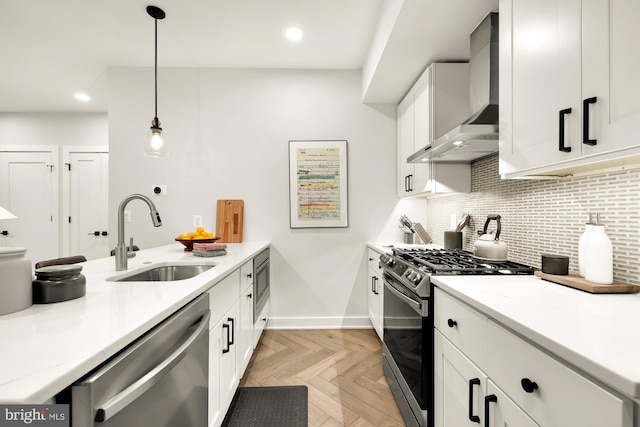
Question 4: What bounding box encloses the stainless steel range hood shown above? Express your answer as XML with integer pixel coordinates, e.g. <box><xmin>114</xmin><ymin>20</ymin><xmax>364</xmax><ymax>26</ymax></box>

<box><xmin>408</xmin><ymin>12</ymin><xmax>499</xmax><ymax>164</ymax></box>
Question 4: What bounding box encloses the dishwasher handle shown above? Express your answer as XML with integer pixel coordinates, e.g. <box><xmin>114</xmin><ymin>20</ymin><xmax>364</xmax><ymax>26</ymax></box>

<box><xmin>95</xmin><ymin>309</ymin><xmax>211</xmax><ymax>423</ymax></box>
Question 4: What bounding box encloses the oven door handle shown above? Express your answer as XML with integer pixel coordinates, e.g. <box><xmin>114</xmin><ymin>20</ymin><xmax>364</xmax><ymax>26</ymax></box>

<box><xmin>383</xmin><ymin>276</ymin><xmax>423</xmax><ymax>315</ymax></box>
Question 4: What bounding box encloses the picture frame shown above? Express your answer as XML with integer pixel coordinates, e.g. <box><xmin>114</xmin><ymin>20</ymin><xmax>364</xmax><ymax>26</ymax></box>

<box><xmin>289</xmin><ymin>140</ymin><xmax>348</xmax><ymax>228</ymax></box>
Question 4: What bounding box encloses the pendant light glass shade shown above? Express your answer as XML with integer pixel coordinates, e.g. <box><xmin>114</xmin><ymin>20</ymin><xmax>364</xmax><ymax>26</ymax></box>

<box><xmin>144</xmin><ymin>118</ymin><xmax>168</xmax><ymax>157</ymax></box>
<box><xmin>144</xmin><ymin>6</ymin><xmax>167</xmax><ymax>157</ymax></box>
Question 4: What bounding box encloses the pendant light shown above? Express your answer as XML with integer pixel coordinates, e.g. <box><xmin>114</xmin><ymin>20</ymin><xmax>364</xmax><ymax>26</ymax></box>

<box><xmin>143</xmin><ymin>5</ymin><xmax>168</xmax><ymax>157</ymax></box>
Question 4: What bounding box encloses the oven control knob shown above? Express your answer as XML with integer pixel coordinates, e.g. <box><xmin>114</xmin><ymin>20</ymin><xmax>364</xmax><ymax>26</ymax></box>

<box><xmin>380</xmin><ymin>255</ymin><xmax>395</xmax><ymax>267</ymax></box>
<box><xmin>406</xmin><ymin>271</ymin><xmax>421</xmax><ymax>284</ymax></box>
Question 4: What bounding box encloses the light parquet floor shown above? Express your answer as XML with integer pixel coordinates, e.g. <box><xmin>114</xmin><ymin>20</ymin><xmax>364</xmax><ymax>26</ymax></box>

<box><xmin>239</xmin><ymin>329</ymin><xmax>406</xmax><ymax>427</ymax></box>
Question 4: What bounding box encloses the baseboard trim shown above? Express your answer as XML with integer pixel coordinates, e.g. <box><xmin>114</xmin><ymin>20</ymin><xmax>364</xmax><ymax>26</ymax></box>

<box><xmin>266</xmin><ymin>316</ymin><xmax>373</xmax><ymax>330</ymax></box>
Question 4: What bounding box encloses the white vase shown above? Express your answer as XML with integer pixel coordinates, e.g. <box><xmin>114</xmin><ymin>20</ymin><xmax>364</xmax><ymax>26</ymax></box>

<box><xmin>578</xmin><ymin>223</ymin><xmax>594</xmax><ymax>277</ymax></box>
<box><xmin>584</xmin><ymin>225</ymin><xmax>613</xmax><ymax>284</ymax></box>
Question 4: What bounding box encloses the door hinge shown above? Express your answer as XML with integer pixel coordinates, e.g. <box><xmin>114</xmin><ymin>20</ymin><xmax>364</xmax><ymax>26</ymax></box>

<box><xmin>68</xmin><ymin>216</ymin><xmax>72</xmax><ymax>223</ymax></box>
<box><xmin>46</xmin><ymin>164</ymin><xmax>54</xmax><ymax>172</ymax></box>
<box><xmin>65</xmin><ymin>163</ymin><xmax>71</xmax><ymax>171</ymax></box>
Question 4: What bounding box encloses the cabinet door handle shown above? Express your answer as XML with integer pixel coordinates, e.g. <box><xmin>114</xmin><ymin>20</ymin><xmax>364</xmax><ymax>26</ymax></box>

<box><xmin>484</xmin><ymin>394</ymin><xmax>497</xmax><ymax>427</ymax></box>
<box><xmin>468</xmin><ymin>378</ymin><xmax>481</xmax><ymax>423</ymax></box>
<box><xmin>246</xmin><ymin>273</ymin><xmax>252</xmax><ymax>279</ymax></box>
<box><xmin>404</xmin><ymin>175</ymin><xmax>410</xmax><ymax>192</ymax></box>
<box><xmin>374</xmin><ymin>277</ymin><xmax>379</xmax><ymax>295</ymax></box>
<box><xmin>228</xmin><ymin>317</ymin><xmax>235</xmax><ymax>346</ymax></box>
<box><xmin>583</xmin><ymin>97</ymin><xmax>598</xmax><ymax>146</ymax></box>
<box><xmin>222</xmin><ymin>324</ymin><xmax>230</xmax><ymax>354</ymax></box>
<box><xmin>408</xmin><ymin>174</ymin><xmax>413</xmax><ymax>192</ymax></box>
<box><xmin>447</xmin><ymin>318</ymin><xmax>457</xmax><ymax>328</ymax></box>
<box><xmin>0</xmin><ymin>231</ymin><xmax>8</xmax><ymax>236</ymax></box>
<box><xmin>521</xmin><ymin>377</ymin><xmax>538</xmax><ymax>393</ymax></box>
<box><xmin>558</xmin><ymin>108</ymin><xmax>572</xmax><ymax>152</ymax></box>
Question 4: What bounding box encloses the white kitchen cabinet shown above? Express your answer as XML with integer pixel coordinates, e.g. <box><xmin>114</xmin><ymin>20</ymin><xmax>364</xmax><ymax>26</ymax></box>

<box><xmin>434</xmin><ymin>287</ymin><xmax>632</xmax><ymax>427</ymax></box>
<box><xmin>218</xmin><ymin>301</ymin><xmax>240</xmax><ymax>416</ymax></box>
<box><xmin>487</xmin><ymin>321</ymin><xmax>632</xmax><ymax>427</ymax></box>
<box><xmin>434</xmin><ymin>330</ymin><xmax>488</xmax><ymax>427</ymax></box>
<box><xmin>207</xmin><ymin>270</ymin><xmax>241</xmax><ymax>427</ymax></box>
<box><xmin>239</xmin><ymin>260</ymin><xmax>254</xmax><ymax>376</ymax></box>
<box><xmin>499</xmin><ymin>0</ymin><xmax>640</xmax><ymax>178</ymax></box>
<box><xmin>397</xmin><ymin>63</ymin><xmax>472</xmax><ymax>197</ymax></box>
<box><xmin>253</xmin><ymin>299</ymin><xmax>270</xmax><ymax>349</ymax></box>
<box><xmin>367</xmin><ymin>248</ymin><xmax>383</xmax><ymax>340</ymax></box>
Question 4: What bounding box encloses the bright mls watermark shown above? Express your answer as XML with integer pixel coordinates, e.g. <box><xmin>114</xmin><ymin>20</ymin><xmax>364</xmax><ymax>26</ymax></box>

<box><xmin>0</xmin><ymin>405</ymin><xmax>69</xmax><ymax>426</ymax></box>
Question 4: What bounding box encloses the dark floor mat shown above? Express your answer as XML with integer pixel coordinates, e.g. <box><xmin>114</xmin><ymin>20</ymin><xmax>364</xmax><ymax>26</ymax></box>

<box><xmin>221</xmin><ymin>385</ymin><xmax>308</xmax><ymax>427</ymax></box>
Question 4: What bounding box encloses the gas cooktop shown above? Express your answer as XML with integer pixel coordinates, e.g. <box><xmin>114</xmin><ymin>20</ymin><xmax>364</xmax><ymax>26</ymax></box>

<box><xmin>391</xmin><ymin>247</ymin><xmax>537</xmax><ymax>275</ymax></box>
<box><xmin>379</xmin><ymin>247</ymin><xmax>537</xmax><ymax>299</ymax></box>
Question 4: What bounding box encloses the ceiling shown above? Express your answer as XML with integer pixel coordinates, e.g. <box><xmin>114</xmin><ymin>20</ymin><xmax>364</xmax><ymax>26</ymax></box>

<box><xmin>0</xmin><ymin>0</ymin><xmax>497</xmax><ymax>113</ymax></box>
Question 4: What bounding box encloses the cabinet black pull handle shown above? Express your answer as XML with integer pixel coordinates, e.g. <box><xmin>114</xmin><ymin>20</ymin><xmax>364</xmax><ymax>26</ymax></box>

<box><xmin>447</xmin><ymin>318</ymin><xmax>457</xmax><ymax>328</ymax></box>
<box><xmin>247</xmin><ymin>293</ymin><xmax>252</xmax><ymax>299</ymax></box>
<box><xmin>521</xmin><ymin>377</ymin><xmax>538</xmax><ymax>393</ymax></box>
<box><xmin>484</xmin><ymin>394</ymin><xmax>497</xmax><ymax>427</ymax></box>
<box><xmin>408</xmin><ymin>174</ymin><xmax>413</xmax><ymax>192</ymax></box>
<box><xmin>222</xmin><ymin>324</ymin><xmax>230</xmax><ymax>354</ymax></box>
<box><xmin>368</xmin><ymin>257</ymin><xmax>373</xmax><ymax>262</ymax></box>
<box><xmin>101</xmin><ymin>231</ymin><xmax>109</xmax><ymax>236</ymax></box>
<box><xmin>583</xmin><ymin>97</ymin><xmax>598</xmax><ymax>145</ymax></box>
<box><xmin>468</xmin><ymin>378</ymin><xmax>481</xmax><ymax>423</ymax></box>
<box><xmin>374</xmin><ymin>277</ymin><xmax>379</xmax><ymax>295</ymax></box>
<box><xmin>247</xmin><ymin>273</ymin><xmax>252</xmax><ymax>279</ymax></box>
<box><xmin>404</xmin><ymin>175</ymin><xmax>410</xmax><ymax>192</ymax></box>
<box><xmin>228</xmin><ymin>317</ymin><xmax>235</xmax><ymax>346</ymax></box>
<box><xmin>559</xmin><ymin>108</ymin><xmax>572</xmax><ymax>152</ymax></box>
<box><xmin>0</xmin><ymin>231</ymin><xmax>8</xmax><ymax>236</ymax></box>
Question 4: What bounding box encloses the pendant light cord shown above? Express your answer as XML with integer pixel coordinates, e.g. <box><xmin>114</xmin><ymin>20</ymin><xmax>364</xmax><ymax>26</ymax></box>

<box><xmin>154</xmin><ymin>17</ymin><xmax>158</xmax><ymax>122</ymax></box>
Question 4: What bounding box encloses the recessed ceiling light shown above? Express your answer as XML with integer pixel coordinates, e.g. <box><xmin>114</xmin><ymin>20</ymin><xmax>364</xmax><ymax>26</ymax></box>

<box><xmin>285</xmin><ymin>27</ymin><xmax>303</xmax><ymax>42</ymax></box>
<box><xmin>74</xmin><ymin>93</ymin><xmax>91</xmax><ymax>102</ymax></box>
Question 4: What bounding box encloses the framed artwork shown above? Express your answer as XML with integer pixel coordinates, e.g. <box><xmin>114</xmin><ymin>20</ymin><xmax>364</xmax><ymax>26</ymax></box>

<box><xmin>289</xmin><ymin>140</ymin><xmax>348</xmax><ymax>228</ymax></box>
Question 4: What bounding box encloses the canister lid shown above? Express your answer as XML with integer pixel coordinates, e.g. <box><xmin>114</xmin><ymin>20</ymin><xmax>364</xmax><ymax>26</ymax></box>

<box><xmin>0</xmin><ymin>247</ymin><xmax>27</xmax><ymax>258</ymax></box>
<box><xmin>35</xmin><ymin>264</ymin><xmax>83</xmax><ymax>279</ymax></box>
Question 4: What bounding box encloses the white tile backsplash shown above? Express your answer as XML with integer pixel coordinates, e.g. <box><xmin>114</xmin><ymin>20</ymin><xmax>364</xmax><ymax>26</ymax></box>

<box><xmin>426</xmin><ymin>153</ymin><xmax>640</xmax><ymax>285</ymax></box>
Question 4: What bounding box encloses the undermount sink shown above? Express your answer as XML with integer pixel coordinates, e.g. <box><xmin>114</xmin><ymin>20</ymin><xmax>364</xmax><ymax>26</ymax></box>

<box><xmin>108</xmin><ymin>264</ymin><xmax>215</xmax><ymax>282</ymax></box>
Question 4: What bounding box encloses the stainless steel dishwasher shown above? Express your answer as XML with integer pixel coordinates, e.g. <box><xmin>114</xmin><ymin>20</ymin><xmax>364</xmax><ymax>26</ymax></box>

<box><xmin>70</xmin><ymin>293</ymin><xmax>210</xmax><ymax>427</ymax></box>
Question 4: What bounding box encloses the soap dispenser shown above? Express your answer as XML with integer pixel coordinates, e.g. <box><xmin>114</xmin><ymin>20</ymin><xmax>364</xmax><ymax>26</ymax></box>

<box><xmin>578</xmin><ymin>213</ymin><xmax>594</xmax><ymax>277</ymax></box>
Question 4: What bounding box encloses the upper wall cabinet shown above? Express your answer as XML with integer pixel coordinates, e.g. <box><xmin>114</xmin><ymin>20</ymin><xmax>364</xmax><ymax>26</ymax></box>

<box><xmin>499</xmin><ymin>0</ymin><xmax>640</xmax><ymax>178</ymax></box>
<box><xmin>397</xmin><ymin>63</ymin><xmax>472</xmax><ymax>197</ymax></box>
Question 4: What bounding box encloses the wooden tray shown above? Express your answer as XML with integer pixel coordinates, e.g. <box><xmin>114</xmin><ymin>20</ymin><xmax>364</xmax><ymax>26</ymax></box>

<box><xmin>534</xmin><ymin>271</ymin><xmax>640</xmax><ymax>294</ymax></box>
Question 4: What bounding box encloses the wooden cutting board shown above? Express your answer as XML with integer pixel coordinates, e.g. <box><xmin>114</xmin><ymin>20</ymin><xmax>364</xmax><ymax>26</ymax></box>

<box><xmin>534</xmin><ymin>271</ymin><xmax>640</xmax><ymax>294</ymax></box>
<box><xmin>215</xmin><ymin>200</ymin><xmax>244</xmax><ymax>243</ymax></box>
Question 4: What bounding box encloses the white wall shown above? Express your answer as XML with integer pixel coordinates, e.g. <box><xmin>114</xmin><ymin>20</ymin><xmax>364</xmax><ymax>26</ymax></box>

<box><xmin>0</xmin><ymin>113</ymin><xmax>107</xmax><ymax>147</ymax></box>
<box><xmin>108</xmin><ymin>67</ymin><xmax>425</xmax><ymax>328</ymax></box>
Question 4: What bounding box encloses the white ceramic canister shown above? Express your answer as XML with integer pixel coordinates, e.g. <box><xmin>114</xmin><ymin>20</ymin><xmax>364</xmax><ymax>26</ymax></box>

<box><xmin>0</xmin><ymin>247</ymin><xmax>33</xmax><ymax>315</ymax></box>
<box><xmin>584</xmin><ymin>224</ymin><xmax>613</xmax><ymax>285</ymax></box>
<box><xmin>578</xmin><ymin>222</ymin><xmax>594</xmax><ymax>277</ymax></box>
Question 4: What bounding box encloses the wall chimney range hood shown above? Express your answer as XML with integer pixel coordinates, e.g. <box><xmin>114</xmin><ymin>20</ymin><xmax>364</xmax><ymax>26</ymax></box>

<box><xmin>408</xmin><ymin>12</ymin><xmax>499</xmax><ymax>164</ymax></box>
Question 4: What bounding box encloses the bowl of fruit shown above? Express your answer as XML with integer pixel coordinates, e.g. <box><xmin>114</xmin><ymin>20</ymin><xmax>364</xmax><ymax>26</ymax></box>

<box><xmin>175</xmin><ymin>227</ymin><xmax>219</xmax><ymax>252</ymax></box>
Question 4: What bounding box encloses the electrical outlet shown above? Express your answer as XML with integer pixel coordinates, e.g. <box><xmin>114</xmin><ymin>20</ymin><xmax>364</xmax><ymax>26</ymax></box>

<box><xmin>193</xmin><ymin>215</ymin><xmax>203</xmax><ymax>227</ymax></box>
<box><xmin>450</xmin><ymin>213</ymin><xmax>457</xmax><ymax>230</ymax></box>
<box><xmin>152</xmin><ymin>185</ymin><xmax>167</xmax><ymax>196</ymax></box>
<box><xmin>124</xmin><ymin>210</ymin><xmax>132</xmax><ymax>223</ymax></box>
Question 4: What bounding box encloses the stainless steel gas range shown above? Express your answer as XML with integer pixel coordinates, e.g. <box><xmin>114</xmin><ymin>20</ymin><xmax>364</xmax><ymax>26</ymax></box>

<box><xmin>379</xmin><ymin>247</ymin><xmax>536</xmax><ymax>427</ymax></box>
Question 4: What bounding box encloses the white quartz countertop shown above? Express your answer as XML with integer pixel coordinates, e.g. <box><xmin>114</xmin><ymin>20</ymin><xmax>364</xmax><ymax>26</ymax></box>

<box><xmin>432</xmin><ymin>275</ymin><xmax>640</xmax><ymax>400</ymax></box>
<box><xmin>0</xmin><ymin>241</ymin><xmax>269</xmax><ymax>404</ymax></box>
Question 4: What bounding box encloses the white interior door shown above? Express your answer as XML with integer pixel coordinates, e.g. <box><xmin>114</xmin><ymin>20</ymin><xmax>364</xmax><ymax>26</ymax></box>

<box><xmin>0</xmin><ymin>150</ymin><xmax>58</xmax><ymax>266</ymax></box>
<box><xmin>65</xmin><ymin>150</ymin><xmax>109</xmax><ymax>260</ymax></box>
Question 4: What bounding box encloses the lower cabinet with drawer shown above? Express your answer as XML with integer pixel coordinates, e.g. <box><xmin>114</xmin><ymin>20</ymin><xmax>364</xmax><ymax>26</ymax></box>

<box><xmin>434</xmin><ymin>288</ymin><xmax>633</xmax><ymax>427</ymax></box>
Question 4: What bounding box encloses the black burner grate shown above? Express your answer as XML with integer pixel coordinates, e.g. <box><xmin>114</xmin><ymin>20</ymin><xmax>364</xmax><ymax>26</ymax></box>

<box><xmin>392</xmin><ymin>248</ymin><xmax>536</xmax><ymax>275</ymax></box>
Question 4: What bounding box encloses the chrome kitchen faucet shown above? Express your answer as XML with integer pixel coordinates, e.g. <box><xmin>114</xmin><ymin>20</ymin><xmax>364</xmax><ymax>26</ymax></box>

<box><xmin>115</xmin><ymin>194</ymin><xmax>162</xmax><ymax>271</ymax></box>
